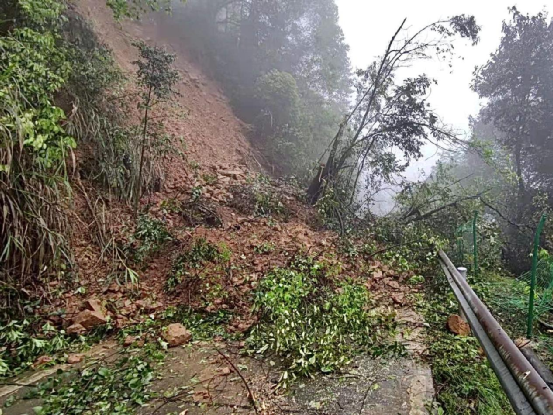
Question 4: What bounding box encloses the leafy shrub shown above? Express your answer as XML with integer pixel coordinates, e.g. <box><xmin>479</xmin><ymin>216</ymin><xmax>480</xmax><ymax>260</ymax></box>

<box><xmin>228</xmin><ymin>175</ymin><xmax>288</xmax><ymax>218</ymax></box>
<box><xmin>127</xmin><ymin>214</ymin><xmax>171</xmax><ymax>264</ymax></box>
<box><xmin>0</xmin><ymin>0</ymin><xmax>75</xmax><ymax>316</ymax></box>
<box><xmin>247</xmin><ymin>258</ymin><xmax>398</xmax><ymax>387</ymax></box>
<box><xmin>0</xmin><ymin>320</ymin><xmax>73</xmax><ymax>377</ymax></box>
<box><xmin>166</xmin><ymin>238</ymin><xmax>222</xmax><ymax>291</ymax></box>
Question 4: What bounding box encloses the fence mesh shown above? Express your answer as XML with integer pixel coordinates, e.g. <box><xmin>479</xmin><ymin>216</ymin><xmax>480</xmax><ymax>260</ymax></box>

<box><xmin>490</xmin><ymin>257</ymin><xmax>553</xmax><ymax>336</ymax></box>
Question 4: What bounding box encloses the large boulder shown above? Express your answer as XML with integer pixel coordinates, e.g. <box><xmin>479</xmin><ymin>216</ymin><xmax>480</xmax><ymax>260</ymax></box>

<box><xmin>162</xmin><ymin>323</ymin><xmax>192</xmax><ymax>347</ymax></box>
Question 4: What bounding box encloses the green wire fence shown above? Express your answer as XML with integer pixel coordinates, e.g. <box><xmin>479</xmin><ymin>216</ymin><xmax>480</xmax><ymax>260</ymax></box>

<box><xmin>455</xmin><ymin>211</ymin><xmax>479</xmax><ymax>277</ymax></box>
<box><xmin>454</xmin><ymin>212</ymin><xmax>551</xmax><ymax>340</ymax></box>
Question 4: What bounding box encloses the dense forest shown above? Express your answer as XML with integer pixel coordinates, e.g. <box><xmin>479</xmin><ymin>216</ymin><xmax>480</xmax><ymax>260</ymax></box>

<box><xmin>1</xmin><ymin>0</ymin><xmax>553</xmax><ymax>414</ymax></box>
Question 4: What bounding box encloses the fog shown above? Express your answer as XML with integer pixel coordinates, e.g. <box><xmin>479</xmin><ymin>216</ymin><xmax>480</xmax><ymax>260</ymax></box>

<box><xmin>334</xmin><ymin>0</ymin><xmax>549</xmax><ymax>213</ymax></box>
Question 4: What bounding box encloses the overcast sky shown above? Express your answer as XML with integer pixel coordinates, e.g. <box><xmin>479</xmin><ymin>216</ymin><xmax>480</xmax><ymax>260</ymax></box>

<box><xmin>336</xmin><ymin>0</ymin><xmax>550</xmax><ymax>133</ymax></box>
<box><xmin>335</xmin><ymin>0</ymin><xmax>550</xmax><ymax>211</ymax></box>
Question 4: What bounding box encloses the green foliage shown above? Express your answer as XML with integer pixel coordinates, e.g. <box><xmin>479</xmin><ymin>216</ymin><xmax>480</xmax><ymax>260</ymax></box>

<box><xmin>255</xmin><ymin>70</ymin><xmax>301</xmax><ymax>128</ymax></box>
<box><xmin>253</xmin><ymin>242</ymin><xmax>275</xmax><ymax>254</ymax></box>
<box><xmin>132</xmin><ymin>40</ymin><xmax>179</xmax><ymax>215</ymax></box>
<box><xmin>0</xmin><ymin>0</ymin><xmax>75</xmax><ymax>311</ymax></box>
<box><xmin>28</xmin><ymin>354</ymin><xmax>155</xmax><ymax>414</ymax></box>
<box><xmin>106</xmin><ymin>0</ymin><xmax>172</xmax><ymax>20</ymax></box>
<box><xmin>229</xmin><ymin>175</ymin><xmax>288</xmax><ymax>218</ymax></box>
<box><xmin>164</xmin><ymin>307</ymin><xmax>234</xmax><ymax>340</ymax></box>
<box><xmin>0</xmin><ymin>319</ymin><xmax>73</xmax><ymax>377</ymax></box>
<box><xmin>127</xmin><ymin>214</ymin><xmax>172</xmax><ymax>263</ymax></box>
<box><xmin>247</xmin><ymin>257</ymin><xmax>399</xmax><ymax>387</ymax></box>
<box><xmin>166</xmin><ymin>238</ymin><xmax>222</xmax><ymax>291</ymax></box>
<box><xmin>169</xmin><ymin>0</ymin><xmax>351</xmax><ymax>179</ymax></box>
<box><xmin>133</xmin><ymin>41</ymin><xmax>180</xmax><ymax>103</ymax></box>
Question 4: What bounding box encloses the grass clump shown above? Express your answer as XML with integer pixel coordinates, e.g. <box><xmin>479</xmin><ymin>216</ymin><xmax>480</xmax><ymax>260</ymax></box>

<box><xmin>247</xmin><ymin>257</ymin><xmax>399</xmax><ymax>387</ymax></box>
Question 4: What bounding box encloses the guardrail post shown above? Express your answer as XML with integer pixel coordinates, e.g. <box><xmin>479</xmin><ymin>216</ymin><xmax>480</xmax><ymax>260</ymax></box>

<box><xmin>527</xmin><ymin>213</ymin><xmax>547</xmax><ymax>338</ymax></box>
<box><xmin>473</xmin><ymin>211</ymin><xmax>479</xmax><ymax>278</ymax></box>
<box><xmin>457</xmin><ymin>267</ymin><xmax>468</xmax><ymax>321</ymax></box>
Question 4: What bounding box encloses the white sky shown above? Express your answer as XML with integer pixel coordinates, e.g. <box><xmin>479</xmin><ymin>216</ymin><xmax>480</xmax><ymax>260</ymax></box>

<box><xmin>335</xmin><ymin>0</ymin><xmax>550</xmax><ymax>211</ymax></box>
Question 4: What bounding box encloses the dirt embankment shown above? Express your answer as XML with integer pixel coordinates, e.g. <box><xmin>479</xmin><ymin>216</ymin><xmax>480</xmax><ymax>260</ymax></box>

<box><xmin>63</xmin><ymin>0</ymin><xmax>425</xmax><ymax>364</ymax></box>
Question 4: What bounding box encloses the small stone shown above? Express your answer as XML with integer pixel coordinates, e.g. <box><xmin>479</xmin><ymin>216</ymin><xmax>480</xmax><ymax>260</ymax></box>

<box><xmin>447</xmin><ymin>315</ymin><xmax>471</xmax><ymax>336</ymax></box>
<box><xmin>108</xmin><ymin>283</ymin><xmax>120</xmax><ymax>293</ymax></box>
<box><xmin>74</xmin><ymin>309</ymin><xmax>107</xmax><ymax>330</ymax></box>
<box><xmin>67</xmin><ymin>323</ymin><xmax>86</xmax><ymax>335</ymax></box>
<box><xmin>67</xmin><ymin>354</ymin><xmax>84</xmax><ymax>364</ymax></box>
<box><xmin>33</xmin><ymin>355</ymin><xmax>53</xmax><ymax>368</ymax></box>
<box><xmin>217</xmin><ymin>367</ymin><xmax>231</xmax><ymax>375</ymax></box>
<box><xmin>385</xmin><ymin>280</ymin><xmax>400</xmax><ymax>289</ymax></box>
<box><xmin>136</xmin><ymin>300</ymin><xmax>163</xmax><ymax>312</ymax></box>
<box><xmin>84</xmin><ymin>298</ymin><xmax>103</xmax><ymax>313</ymax></box>
<box><xmin>219</xmin><ymin>170</ymin><xmax>244</xmax><ymax>180</ymax></box>
<box><xmin>123</xmin><ymin>336</ymin><xmax>136</xmax><ymax>347</ymax></box>
<box><xmin>162</xmin><ymin>323</ymin><xmax>192</xmax><ymax>347</ymax></box>
<box><xmin>391</xmin><ymin>292</ymin><xmax>405</xmax><ymax>305</ymax></box>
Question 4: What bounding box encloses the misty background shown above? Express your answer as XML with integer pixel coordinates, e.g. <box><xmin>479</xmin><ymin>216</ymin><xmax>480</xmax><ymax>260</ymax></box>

<box><xmin>336</xmin><ymin>0</ymin><xmax>549</xmax><ymax>213</ymax></box>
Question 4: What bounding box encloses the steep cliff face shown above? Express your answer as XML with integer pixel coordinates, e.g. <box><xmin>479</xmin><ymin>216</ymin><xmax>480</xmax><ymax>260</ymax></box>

<box><xmin>75</xmin><ymin>0</ymin><xmax>262</xmax><ymax>175</ymax></box>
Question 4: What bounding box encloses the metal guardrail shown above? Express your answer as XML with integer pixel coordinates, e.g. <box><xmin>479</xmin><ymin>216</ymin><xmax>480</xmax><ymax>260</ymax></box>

<box><xmin>439</xmin><ymin>250</ymin><xmax>553</xmax><ymax>415</ymax></box>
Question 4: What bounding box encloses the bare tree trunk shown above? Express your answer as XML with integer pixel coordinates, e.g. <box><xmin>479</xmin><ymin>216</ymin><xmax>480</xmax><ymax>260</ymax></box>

<box><xmin>133</xmin><ymin>87</ymin><xmax>152</xmax><ymax>218</ymax></box>
<box><xmin>307</xmin><ymin>121</ymin><xmax>345</xmax><ymax>205</ymax></box>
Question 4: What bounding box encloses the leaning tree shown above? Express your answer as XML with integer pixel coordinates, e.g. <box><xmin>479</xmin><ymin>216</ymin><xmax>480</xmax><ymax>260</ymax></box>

<box><xmin>307</xmin><ymin>16</ymin><xmax>481</xmax><ymax>211</ymax></box>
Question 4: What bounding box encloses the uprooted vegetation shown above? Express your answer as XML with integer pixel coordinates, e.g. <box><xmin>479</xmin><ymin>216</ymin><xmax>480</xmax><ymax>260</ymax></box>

<box><xmin>247</xmin><ymin>256</ymin><xmax>401</xmax><ymax>387</ymax></box>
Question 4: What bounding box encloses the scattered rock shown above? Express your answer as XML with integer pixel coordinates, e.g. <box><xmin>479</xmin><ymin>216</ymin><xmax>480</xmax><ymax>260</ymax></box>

<box><xmin>219</xmin><ymin>170</ymin><xmax>244</xmax><ymax>180</ymax></box>
<box><xmin>162</xmin><ymin>323</ymin><xmax>192</xmax><ymax>347</ymax></box>
<box><xmin>391</xmin><ymin>292</ymin><xmax>405</xmax><ymax>305</ymax></box>
<box><xmin>67</xmin><ymin>354</ymin><xmax>84</xmax><ymax>364</ymax></box>
<box><xmin>108</xmin><ymin>283</ymin><xmax>120</xmax><ymax>293</ymax></box>
<box><xmin>447</xmin><ymin>315</ymin><xmax>471</xmax><ymax>336</ymax></box>
<box><xmin>385</xmin><ymin>279</ymin><xmax>400</xmax><ymax>289</ymax></box>
<box><xmin>123</xmin><ymin>335</ymin><xmax>136</xmax><ymax>347</ymax></box>
<box><xmin>33</xmin><ymin>355</ymin><xmax>53</xmax><ymax>368</ymax></box>
<box><xmin>216</xmin><ymin>367</ymin><xmax>232</xmax><ymax>376</ymax></box>
<box><xmin>74</xmin><ymin>309</ymin><xmax>107</xmax><ymax>330</ymax></box>
<box><xmin>84</xmin><ymin>298</ymin><xmax>103</xmax><ymax>313</ymax></box>
<box><xmin>67</xmin><ymin>323</ymin><xmax>86</xmax><ymax>335</ymax></box>
<box><xmin>372</xmin><ymin>270</ymin><xmax>383</xmax><ymax>279</ymax></box>
<box><xmin>136</xmin><ymin>300</ymin><xmax>163</xmax><ymax>312</ymax></box>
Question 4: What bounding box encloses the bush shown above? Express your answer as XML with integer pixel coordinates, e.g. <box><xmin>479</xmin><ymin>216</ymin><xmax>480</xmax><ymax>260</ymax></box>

<box><xmin>0</xmin><ymin>0</ymin><xmax>75</xmax><ymax>316</ymax></box>
<box><xmin>247</xmin><ymin>257</ymin><xmax>399</xmax><ymax>387</ymax></box>
<box><xmin>126</xmin><ymin>214</ymin><xmax>171</xmax><ymax>264</ymax></box>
